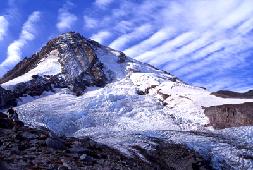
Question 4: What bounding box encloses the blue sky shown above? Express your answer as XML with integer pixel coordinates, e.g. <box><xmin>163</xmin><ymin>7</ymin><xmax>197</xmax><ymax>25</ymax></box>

<box><xmin>0</xmin><ymin>0</ymin><xmax>253</xmax><ymax>91</ymax></box>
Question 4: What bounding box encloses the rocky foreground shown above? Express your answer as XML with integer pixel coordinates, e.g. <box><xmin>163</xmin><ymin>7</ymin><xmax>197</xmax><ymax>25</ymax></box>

<box><xmin>0</xmin><ymin>112</ymin><xmax>211</xmax><ymax>170</ymax></box>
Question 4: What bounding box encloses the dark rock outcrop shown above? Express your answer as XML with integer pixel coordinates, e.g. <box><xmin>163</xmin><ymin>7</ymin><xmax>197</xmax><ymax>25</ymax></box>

<box><xmin>12</xmin><ymin>75</ymin><xmax>66</xmax><ymax>97</ymax></box>
<box><xmin>0</xmin><ymin>113</ymin><xmax>24</xmax><ymax>129</ymax></box>
<box><xmin>211</xmin><ymin>90</ymin><xmax>253</xmax><ymax>99</ymax></box>
<box><xmin>0</xmin><ymin>118</ymin><xmax>14</xmax><ymax>129</ymax></box>
<box><xmin>204</xmin><ymin>102</ymin><xmax>253</xmax><ymax>129</ymax></box>
<box><xmin>0</xmin><ymin>87</ymin><xmax>16</xmax><ymax>109</ymax></box>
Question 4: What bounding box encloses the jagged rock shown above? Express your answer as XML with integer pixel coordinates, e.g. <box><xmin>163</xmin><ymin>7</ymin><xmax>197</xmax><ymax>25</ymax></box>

<box><xmin>204</xmin><ymin>102</ymin><xmax>253</xmax><ymax>129</ymax></box>
<box><xmin>136</xmin><ymin>89</ymin><xmax>145</xmax><ymax>95</ymax></box>
<box><xmin>117</xmin><ymin>52</ymin><xmax>126</xmax><ymax>63</ymax></box>
<box><xmin>0</xmin><ymin>86</ymin><xmax>16</xmax><ymax>109</ymax></box>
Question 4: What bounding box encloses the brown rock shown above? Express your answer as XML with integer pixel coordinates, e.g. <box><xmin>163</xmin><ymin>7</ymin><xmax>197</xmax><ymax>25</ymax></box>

<box><xmin>204</xmin><ymin>102</ymin><xmax>253</xmax><ymax>129</ymax></box>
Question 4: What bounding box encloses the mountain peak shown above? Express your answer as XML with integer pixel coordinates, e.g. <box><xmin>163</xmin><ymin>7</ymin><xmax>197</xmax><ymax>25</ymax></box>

<box><xmin>58</xmin><ymin>31</ymin><xmax>84</xmax><ymax>40</ymax></box>
<box><xmin>0</xmin><ymin>32</ymin><xmax>109</xmax><ymax>96</ymax></box>
<box><xmin>49</xmin><ymin>32</ymin><xmax>87</xmax><ymax>47</ymax></box>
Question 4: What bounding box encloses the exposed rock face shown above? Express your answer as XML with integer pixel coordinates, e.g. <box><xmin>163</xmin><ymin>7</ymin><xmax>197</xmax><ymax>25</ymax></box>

<box><xmin>204</xmin><ymin>102</ymin><xmax>253</xmax><ymax>129</ymax></box>
<box><xmin>0</xmin><ymin>112</ymin><xmax>24</xmax><ymax>129</ymax></box>
<box><xmin>0</xmin><ymin>32</ymin><xmax>107</xmax><ymax>96</ymax></box>
<box><xmin>0</xmin><ymin>117</ymin><xmax>211</xmax><ymax>170</ymax></box>
<box><xmin>0</xmin><ymin>87</ymin><xmax>16</xmax><ymax>109</ymax></box>
<box><xmin>55</xmin><ymin>32</ymin><xmax>107</xmax><ymax>88</ymax></box>
<box><xmin>211</xmin><ymin>90</ymin><xmax>253</xmax><ymax>98</ymax></box>
<box><xmin>132</xmin><ymin>140</ymin><xmax>211</xmax><ymax>170</ymax></box>
<box><xmin>12</xmin><ymin>75</ymin><xmax>66</xmax><ymax>97</ymax></box>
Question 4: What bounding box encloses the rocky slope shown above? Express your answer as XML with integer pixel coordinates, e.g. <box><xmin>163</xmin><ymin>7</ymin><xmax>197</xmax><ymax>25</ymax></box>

<box><xmin>1</xmin><ymin>32</ymin><xmax>253</xmax><ymax>169</ymax></box>
<box><xmin>0</xmin><ymin>112</ymin><xmax>211</xmax><ymax>170</ymax></box>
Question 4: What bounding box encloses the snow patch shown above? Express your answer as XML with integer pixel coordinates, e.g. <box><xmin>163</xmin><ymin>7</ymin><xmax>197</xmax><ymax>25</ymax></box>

<box><xmin>2</xmin><ymin>50</ymin><xmax>62</xmax><ymax>89</ymax></box>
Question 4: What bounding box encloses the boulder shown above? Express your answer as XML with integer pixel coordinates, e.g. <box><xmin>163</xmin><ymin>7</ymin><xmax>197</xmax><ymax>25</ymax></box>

<box><xmin>0</xmin><ymin>118</ymin><xmax>14</xmax><ymax>129</ymax></box>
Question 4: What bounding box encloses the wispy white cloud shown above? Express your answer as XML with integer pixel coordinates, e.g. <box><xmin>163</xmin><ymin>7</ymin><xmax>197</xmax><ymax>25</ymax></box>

<box><xmin>109</xmin><ymin>24</ymin><xmax>154</xmax><ymax>50</ymax></box>
<box><xmin>176</xmin><ymin>37</ymin><xmax>253</xmax><ymax>80</ymax></box>
<box><xmin>0</xmin><ymin>11</ymin><xmax>40</xmax><ymax>70</ymax></box>
<box><xmin>215</xmin><ymin>0</ymin><xmax>253</xmax><ymax>30</ymax></box>
<box><xmin>56</xmin><ymin>1</ymin><xmax>77</xmax><ymax>32</ymax></box>
<box><xmin>0</xmin><ymin>16</ymin><xmax>8</xmax><ymax>41</ymax></box>
<box><xmin>114</xmin><ymin>21</ymin><xmax>134</xmax><ymax>34</ymax></box>
<box><xmin>90</xmin><ymin>31</ymin><xmax>111</xmax><ymax>44</ymax></box>
<box><xmin>136</xmin><ymin>32</ymin><xmax>197</xmax><ymax>63</ymax></box>
<box><xmin>95</xmin><ymin>0</ymin><xmax>114</xmax><ymax>8</ymax></box>
<box><xmin>124</xmin><ymin>27</ymin><xmax>176</xmax><ymax>57</ymax></box>
<box><xmin>83</xmin><ymin>16</ymin><xmax>98</xmax><ymax>29</ymax></box>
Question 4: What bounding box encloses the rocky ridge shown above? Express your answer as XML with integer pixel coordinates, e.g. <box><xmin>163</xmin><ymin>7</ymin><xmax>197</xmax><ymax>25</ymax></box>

<box><xmin>211</xmin><ymin>90</ymin><xmax>253</xmax><ymax>98</ymax></box>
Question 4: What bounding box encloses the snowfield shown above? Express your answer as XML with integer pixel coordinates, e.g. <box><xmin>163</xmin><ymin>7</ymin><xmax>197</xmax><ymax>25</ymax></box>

<box><xmin>3</xmin><ymin>44</ymin><xmax>253</xmax><ymax>169</ymax></box>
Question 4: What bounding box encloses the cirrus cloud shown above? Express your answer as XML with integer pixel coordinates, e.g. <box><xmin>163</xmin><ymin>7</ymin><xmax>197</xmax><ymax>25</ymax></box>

<box><xmin>90</xmin><ymin>31</ymin><xmax>111</xmax><ymax>44</ymax></box>
<box><xmin>56</xmin><ymin>1</ymin><xmax>77</xmax><ymax>32</ymax></box>
<box><xmin>0</xmin><ymin>11</ymin><xmax>41</xmax><ymax>73</ymax></box>
<box><xmin>0</xmin><ymin>16</ymin><xmax>8</xmax><ymax>41</ymax></box>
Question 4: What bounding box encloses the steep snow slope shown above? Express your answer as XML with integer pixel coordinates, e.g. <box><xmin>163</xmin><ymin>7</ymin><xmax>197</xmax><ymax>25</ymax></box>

<box><xmin>2</xmin><ymin>32</ymin><xmax>253</xmax><ymax>169</ymax></box>
<box><xmin>1</xmin><ymin>50</ymin><xmax>61</xmax><ymax>89</ymax></box>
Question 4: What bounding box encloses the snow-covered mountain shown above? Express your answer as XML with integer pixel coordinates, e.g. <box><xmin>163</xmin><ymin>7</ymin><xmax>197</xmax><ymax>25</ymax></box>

<box><xmin>1</xmin><ymin>32</ymin><xmax>253</xmax><ymax>169</ymax></box>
